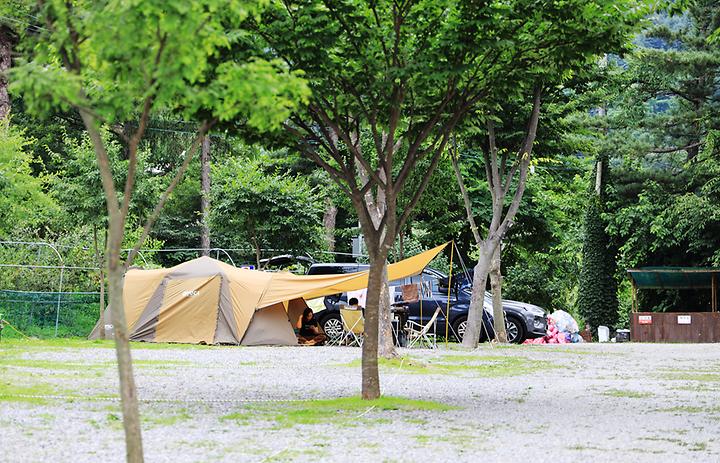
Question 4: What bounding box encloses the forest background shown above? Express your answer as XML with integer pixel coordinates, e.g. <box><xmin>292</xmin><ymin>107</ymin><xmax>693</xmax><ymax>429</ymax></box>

<box><xmin>0</xmin><ymin>1</ymin><xmax>718</xmax><ymax>337</ymax></box>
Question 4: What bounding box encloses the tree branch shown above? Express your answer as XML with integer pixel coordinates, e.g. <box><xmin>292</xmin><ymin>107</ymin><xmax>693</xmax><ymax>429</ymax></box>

<box><xmin>649</xmin><ymin>141</ymin><xmax>704</xmax><ymax>154</ymax></box>
<box><xmin>451</xmin><ymin>140</ymin><xmax>482</xmax><ymax>245</ymax></box>
<box><xmin>124</xmin><ymin>119</ymin><xmax>215</xmax><ymax>269</ymax></box>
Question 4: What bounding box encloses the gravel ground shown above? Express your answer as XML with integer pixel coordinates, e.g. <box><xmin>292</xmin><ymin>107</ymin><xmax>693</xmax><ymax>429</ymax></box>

<box><xmin>2</xmin><ymin>341</ymin><xmax>720</xmax><ymax>462</ymax></box>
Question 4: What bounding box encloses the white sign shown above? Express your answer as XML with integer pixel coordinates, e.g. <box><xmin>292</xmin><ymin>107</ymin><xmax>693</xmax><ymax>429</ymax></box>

<box><xmin>182</xmin><ymin>290</ymin><xmax>199</xmax><ymax>297</ymax></box>
<box><xmin>638</xmin><ymin>315</ymin><xmax>652</xmax><ymax>325</ymax></box>
<box><xmin>677</xmin><ymin>315</ymin><xmax>692</xmax><ymax>325</ymax></box>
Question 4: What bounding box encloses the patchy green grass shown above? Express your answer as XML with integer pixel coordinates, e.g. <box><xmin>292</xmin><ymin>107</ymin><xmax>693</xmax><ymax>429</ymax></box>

<box><xmin>221</xmin><ymin>396</ymin><xmax>456</xmax><ymax>429</ymax></box>
<box><xmin>689</xmin><ymin>442</ymin><xmax>708</xmax><ymax>451</ymax></box>
<box><xmin>568</xmin><ymin>444</ymin><xmax>606</xmax><ymax>451</ymax></box>
<box><xmin>261</xmin><ymin>448</ymin><xmax>327</xmax><ymax>462</ymax></box>
<box><xmin>492</xmin><ymin>345</ymin><xmax>625</xmax><ymax>356</ymax></box>
<box><xmin>655</xmin><ymin>405</ymin><xmax>720</xmax><ymax>414</ymax></box>
<box><xmin>1</xmin><ymin>356</ymin><xmax>191</xmax><ymax>374</ymax></box>
<box><xmin>0</xmin><ymin>338</ymin><xmax>115</xmax><ymax>351</ymax></box>
<box><xmin>601</xmin><ymin>389</ymin><xmax>654</xmax><ymax>399</ymax></box>
<box><xmin>660</xmin><ymin>372</ymin><xmax>720</xmax><ymax>382</ymax></box>
<box><xmin>0</xmin><ymin>381</ymin><xmax>63</xmax><ymax>404</ymax></box>
<box><xmin>338</xmin><ymin>354</ymin><xmax>556</xmax><ymax>378</ymax></box>
<box><xmin>143</xmin><ymin>408</ymin><xmax>193</xmax><ymax>428</ymax></box>
<box><xmin>0</xmin><ymin>337</ymin><xmax>222</xmax><ymax>351</ymax></box>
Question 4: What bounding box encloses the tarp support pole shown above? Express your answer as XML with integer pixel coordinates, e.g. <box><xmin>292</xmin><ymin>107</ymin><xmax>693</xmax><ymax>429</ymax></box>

<box><xmin>445</xmin><ymin>241</ymin><xmax>454</xmax><ymax>349</ymax></box>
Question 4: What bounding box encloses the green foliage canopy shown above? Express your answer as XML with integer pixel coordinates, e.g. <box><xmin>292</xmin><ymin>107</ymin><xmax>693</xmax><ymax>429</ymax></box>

<box><xmin>211</xmin><ymin>156</ymin><xmax>324</xmax><ymax>266</ymax></box>
<box><xmin>0</xmin><ymin>120</ymin><xmax>55</xmax><ymax>235</ymax></box>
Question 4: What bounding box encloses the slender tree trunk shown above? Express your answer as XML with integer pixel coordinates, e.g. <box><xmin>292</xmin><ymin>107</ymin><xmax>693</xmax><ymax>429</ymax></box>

<box><xmin>462</xmin><ymin>240</ymin><xmax>497</xmax><ymax>348</ymax></box>
<box><xmin>107</xmin><ymin>216</ymin><xmax>144</xmax><ymax>463</ymax></box>
<box><xmin>252</xmin><ymin>235</ymin><xmax>261</xmax><ymax>269</ymax></box>
<box><xmin>490</xmin><ymin>244</ymin><xmax>507</xmax><ymax>342</ymax></box>
<box><xmin>93</xmin><ymin>226</ymin><xmax>106</xmax><ymax>339</ymax></box>
<box><xmin>377</xmin><ymin>261</ymin><xmax>397</xmax><ymax>358</ymax></box>
<box><xmin>362</xmin><ymin>246</ymin><xmax>385</xmax><ymax>399</ymax></box>
<box><xmin>356</xmin><ymin>155</ymin><xmax>396</xmax><ymax>359</ymax></box>
<box><xmin>0</xmin><ymin>27</ymin><xmax>12</xmax><ymax>120</ymax></box>
<box><xmin>200</xmin><ymin>136</ymin><xmax>211</xmax><ymax>256</ymax></box>
<box><xmin>322</xmin><ymin>197</ymin><xmax>337</xmax><ymax>252</ymax></box>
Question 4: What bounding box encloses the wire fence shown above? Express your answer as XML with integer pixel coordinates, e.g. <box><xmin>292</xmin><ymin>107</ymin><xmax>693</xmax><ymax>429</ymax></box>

<box><xmin>0</xmin><ymin>290</ymin><xmax>100</xmax><ymax>338</ymax></box>
<box><xmin>0</xmin><ymin>240</ymin><xmax>367</xmax><ymax>338</ymax></box>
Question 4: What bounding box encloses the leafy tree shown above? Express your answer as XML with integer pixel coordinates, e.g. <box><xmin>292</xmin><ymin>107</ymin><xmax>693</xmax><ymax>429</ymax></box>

<box><xmin>0</xmin><ymin>120</ymin><xmax>55</xmax><ymax>234</ymax></box>
<box><xmin>0</xmin><ymin>1</ymin><xmax>37</xmax><ymax>119</ymax></box>
<box><xmin>11</xmin><ymin>1</ymin><xmax>308</xmax><ymax>461</ymax></box>
<box><xmin>211</xmin><ymin>156</ymin><xmax>325</xmax><ymax>267</ymax></box>
<box><xmin>620</xmin><ymin>1</ymin><xmax>720</xmax><ymax>160</ymax></box>
<box><xmin>574</xmin><ymin>1</ymin><xmax>720</xmax><ymax>319</ymax></box>
<box><xmin>250</xmin><ymin>0</ymin><xmax>643</xmax><ymax>396</ymax></box>
<box><xmin>450</xmin><ymin>0</ymin><xmax>644</xmax><ymax>347</ymax></box>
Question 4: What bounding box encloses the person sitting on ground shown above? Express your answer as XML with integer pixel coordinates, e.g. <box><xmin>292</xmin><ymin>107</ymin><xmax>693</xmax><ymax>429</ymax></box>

<box><xmin>348</xmin><ymin>297</ymin><xmax>365</xmax><ymax>316</ymax></box>
<box><xmin>296</xmin><ymin>307</ymin><xmax>327</xmax><ymax>346</ymax></box>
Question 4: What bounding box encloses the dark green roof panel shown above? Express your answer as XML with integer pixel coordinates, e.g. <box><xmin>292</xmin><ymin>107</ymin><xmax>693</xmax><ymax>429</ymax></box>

<box><xmin>628</xmin><ymin>267</ymin><xmax>720</xmax><ymax>289</ymax></box>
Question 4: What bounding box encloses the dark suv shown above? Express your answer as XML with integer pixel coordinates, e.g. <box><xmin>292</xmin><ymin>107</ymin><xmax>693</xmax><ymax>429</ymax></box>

<box><xmin>306</xmin><ymin>264</ymin><xmax>547</xmax><ymax>344</ymax></box>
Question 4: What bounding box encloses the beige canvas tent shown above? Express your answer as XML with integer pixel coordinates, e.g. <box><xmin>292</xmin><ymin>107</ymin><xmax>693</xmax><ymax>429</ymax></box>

<box><xmin>89</xmin><ymin>243</ymin><xmax>447</xmax><ymax>345</ymax></box>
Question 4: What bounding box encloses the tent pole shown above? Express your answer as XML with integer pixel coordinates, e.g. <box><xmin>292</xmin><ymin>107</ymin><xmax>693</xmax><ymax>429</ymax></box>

<box><xmin>445</xmin><ymin>241</ymin><xmax>454</xmax><ymax>349</ymax></box>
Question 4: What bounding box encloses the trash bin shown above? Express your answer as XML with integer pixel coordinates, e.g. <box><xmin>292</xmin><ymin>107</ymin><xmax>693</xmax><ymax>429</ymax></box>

<box><xmin>598</xmin><ymin>325</ymin><xmax>610</xmax><ymax>343</ymax></box>
<box><xmin>616</xmin><ymin>329</ymin><xmax>630</xmax><ymax>343</ymax></box>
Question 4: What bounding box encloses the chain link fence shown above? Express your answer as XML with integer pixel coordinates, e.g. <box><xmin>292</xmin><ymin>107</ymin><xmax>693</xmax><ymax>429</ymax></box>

<box><xmin>0</xmin><ymin>290</ymin><xmax>101</xmax><ymax>338</ymax></box>
<box><xmin>0</xmin><ymin>240</ymin><xmax>362</xmax><ymax>338</ymax></box>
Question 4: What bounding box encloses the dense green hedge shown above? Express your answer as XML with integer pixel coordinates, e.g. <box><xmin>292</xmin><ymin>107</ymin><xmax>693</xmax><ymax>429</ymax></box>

<box><xmin>578</xmin><ymin>156</ymin><xmax>618</xmax><ymax>332</ymax></box>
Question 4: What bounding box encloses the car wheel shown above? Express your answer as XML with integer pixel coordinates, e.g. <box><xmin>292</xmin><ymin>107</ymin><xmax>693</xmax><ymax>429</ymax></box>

<box><xmin>452</xmin><ymin>316</ymin><xmax>489</xmax><ymax>343</ymax></box>
<box><xmin>321</xmin><ymin>314</ymin><xmax>344</xmax><ymax>341</ymax></box>
<box><xmin>452</xmin><ymin>316</ymin><xmax>467</xmax><ymax>342</ymax></box>
<box><xmin>505</xmin><ymin>316</ymin><xmax>526</xmax><ymax>344</ymax></box>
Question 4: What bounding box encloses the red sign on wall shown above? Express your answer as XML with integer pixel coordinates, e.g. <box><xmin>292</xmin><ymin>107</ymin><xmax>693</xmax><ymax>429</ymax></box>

<box><xmin>638</xmin><ymin>315</ymin><xmax>652</xmax><ymax>325</ymax></box>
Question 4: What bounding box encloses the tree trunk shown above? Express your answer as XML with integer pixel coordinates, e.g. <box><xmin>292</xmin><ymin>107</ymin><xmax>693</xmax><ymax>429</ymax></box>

<box><xmin>107</xmin><ymin>217</ymin><xmax>144</xmax><ymax>463</ymax></box>
<box><xmin>377</xmin><ymin>261</ymin><xmax>396</xmax><ymax>358</ymax></box>
<box><xmin>461</xmin><ymin>240</ymin><xmax>497</xmax><ymax>348</ymax></box>
<box><xmin>398</xmin><ymin>233</ymin><xmax>405</xmax><ymax>260</ymax></box>
<box><xmin>362</xmin><ymin>248</ymin><xmax>384</xmax><ymax>399</ymax></box>
<box><xmin>490</xmin><ymin>244</ymin><xmax>507</xmax><ymax>343</ymax></box>
<box><xmin>200</xmin><ymin>135</ymin><xmax>211</xmax><ymax>256</ymax></box>
<box><xmin>93</xmin><ymin>226</ymin><xmax>106</xmax><ymax>339</ymax></box>
<box><xmin>0</xmin><ymin>26</ymin><xmax>12</xmax><ymax>120</ymax></box>
<box><xmin>252</xmin><ymin>235</ymin><xmax>261</xmax><ymax>269</ymax></box>
<box><xmin>322</xmin><ymin>197</ymin><xmax>337</xmax><ymax>253</ymax></box>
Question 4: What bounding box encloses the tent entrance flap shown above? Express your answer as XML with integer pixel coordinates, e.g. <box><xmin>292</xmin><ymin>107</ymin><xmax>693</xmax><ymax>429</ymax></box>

<box><xmin>241</xmin><ymin>303</ymin><xmax>298</xmax><ymax>346</ymax></box>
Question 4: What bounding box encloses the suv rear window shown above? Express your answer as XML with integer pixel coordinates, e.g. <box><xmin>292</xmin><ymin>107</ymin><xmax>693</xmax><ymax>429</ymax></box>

<box><xmin>306</xmin><ymin>264</ymin><xmax>368</xmax><ymax>275</ymax></box>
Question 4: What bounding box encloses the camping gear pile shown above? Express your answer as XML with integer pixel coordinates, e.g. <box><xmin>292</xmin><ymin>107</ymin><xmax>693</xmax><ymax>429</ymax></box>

<box><xmin>523</xmin><ymin>310</ymin><xmax>583</xmax><ymax>344</ymax></box>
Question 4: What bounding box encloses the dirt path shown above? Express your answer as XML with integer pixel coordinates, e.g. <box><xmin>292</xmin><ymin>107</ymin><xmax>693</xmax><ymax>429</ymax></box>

<box><xmin>1</xmin><ymin>341</ymin><xmax>718</xmax><ymax>462</ymax></box>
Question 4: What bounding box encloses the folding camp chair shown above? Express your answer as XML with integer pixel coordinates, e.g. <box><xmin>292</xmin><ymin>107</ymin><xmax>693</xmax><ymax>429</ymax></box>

<box><xmin>405</xmin><ymin>306</ymin><xmax>441</xmax><ymax>349</ymax></box>
<box><xmin>340</xmin><ymin>308</ymin><xmax>364</xmax><ymax>347</ymax></box>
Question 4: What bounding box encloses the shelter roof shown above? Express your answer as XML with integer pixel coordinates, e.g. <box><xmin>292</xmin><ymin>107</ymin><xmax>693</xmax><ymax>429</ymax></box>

<box><xmin>628</xmin><ymin>267</ymin><xmax>720</xmax><ymax>289</ymax></box>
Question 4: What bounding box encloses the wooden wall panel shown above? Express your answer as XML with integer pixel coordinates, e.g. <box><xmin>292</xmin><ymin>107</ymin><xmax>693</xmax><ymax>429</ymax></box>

<box><xmin>631</xmin><ymin>312</ymin><xmax>720</xmax><ymax>342</ymax></box>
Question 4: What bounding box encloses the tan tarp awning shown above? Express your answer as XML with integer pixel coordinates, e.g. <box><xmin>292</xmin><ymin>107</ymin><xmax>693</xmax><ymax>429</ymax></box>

<box><xmin>257</xmin><ymin>242</ymin><xmax>449</xmax><ymax>305</ymax></box>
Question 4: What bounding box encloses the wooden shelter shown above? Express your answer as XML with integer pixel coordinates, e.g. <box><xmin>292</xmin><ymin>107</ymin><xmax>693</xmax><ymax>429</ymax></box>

<box><xmin>628</xmin><ymin>267</ymin><xmax>720</xmax><ymax>342</ymax></box>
